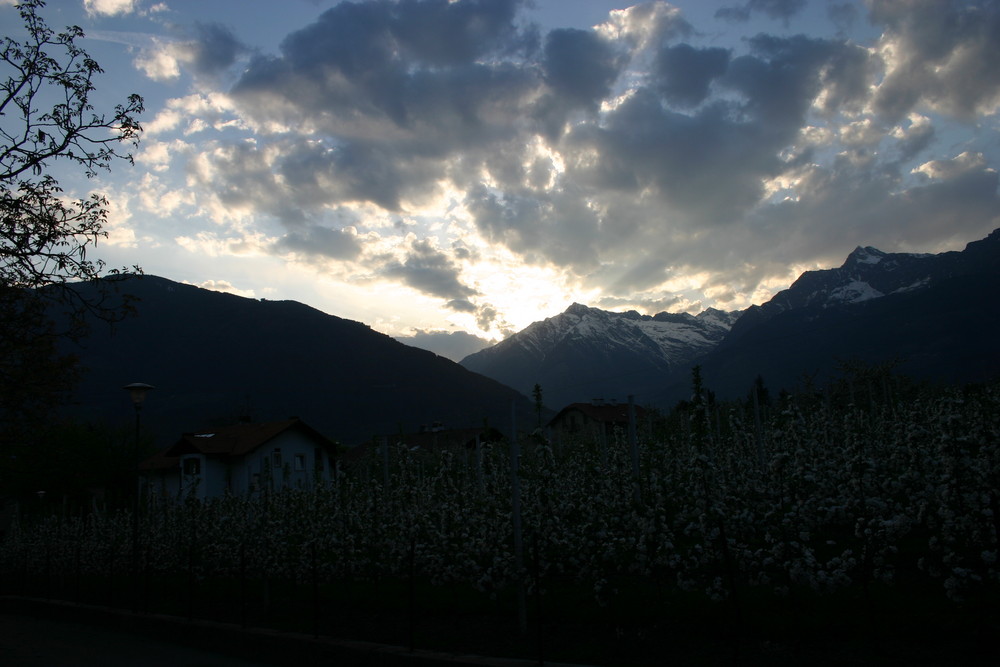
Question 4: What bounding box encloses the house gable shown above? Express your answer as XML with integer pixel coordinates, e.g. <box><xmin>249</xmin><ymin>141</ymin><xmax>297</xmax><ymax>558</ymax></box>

<box><xmin>547</xmin><ymin>400</ymin><xmax>647</xmax><ymax>444</ymax></box>
<box><xmin>141</xmin><ymin>418</ymin><xmax>337</xmax><ymax>500</ymax></box>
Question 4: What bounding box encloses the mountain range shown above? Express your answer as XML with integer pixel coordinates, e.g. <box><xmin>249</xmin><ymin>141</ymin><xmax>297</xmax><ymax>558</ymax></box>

<box><xmin>462</xmin><ymin>228</ymin><xmax>1000</xmax><ymax>407</ymax></box>
<box><xmin>460</xmin><ymin>303</ymin><xmax>742</xmax><ymax>408</ymax></box>
<box><xmin>690</xmin><ymin>228</ymin><xmax>1000</xmax><ymax>400</ymax></box>
<box><xmin>52</xmin><ymin>277</ymin><xmax>536</xmax><ymax>447</ymax></box>
<box><xmin>48</xmin><ymin>228</ymin><xmax>998</xmax><ymax>446</ymax></box>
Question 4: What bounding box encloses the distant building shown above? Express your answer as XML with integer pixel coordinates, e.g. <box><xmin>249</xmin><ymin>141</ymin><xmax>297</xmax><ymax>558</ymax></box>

<box><xmin>140</xmin><ymin>418</ymin><xmax>338</xmax><ymax>500</ymax></box>
<box><xmin>546</xmin><ymin>399</ymin><xmax>648</xmax><ymax>446</ymax></box>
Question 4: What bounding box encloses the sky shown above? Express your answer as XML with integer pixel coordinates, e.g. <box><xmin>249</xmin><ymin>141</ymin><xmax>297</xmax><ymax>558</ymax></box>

<box><xmin>3</xmin><ymin>0</ymin><xmax>999</xmax><ymax>361</ymax></box>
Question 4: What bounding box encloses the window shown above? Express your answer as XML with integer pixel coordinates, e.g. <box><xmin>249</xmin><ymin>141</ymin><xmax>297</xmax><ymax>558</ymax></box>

<box><xmin>294</xmin><ymin>454</ymin><xmax>306</xmax><ymax>471</ymax></box>
<box><xmin>183</xmin><ymin>458</ymin><xmax>201</xmax><ymax>476</ymax></box>
<box><xmin>271</xmin><ymin>448</ymin><xmax>282</xmax><ymax>467</ymax></box>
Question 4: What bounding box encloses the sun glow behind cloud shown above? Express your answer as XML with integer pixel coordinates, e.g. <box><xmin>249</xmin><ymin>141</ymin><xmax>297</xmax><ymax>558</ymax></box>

<box><xmin>25</xmin><ymin>0</ymin><xmax>999</xmax><ymax>347</ymax></box>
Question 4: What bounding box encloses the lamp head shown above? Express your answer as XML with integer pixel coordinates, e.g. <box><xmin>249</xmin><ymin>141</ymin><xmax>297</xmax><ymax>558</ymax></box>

<box><xmin>123</xmin><ymin>382</ymin><xmax>154</xmax><ymax>406</ymax></box>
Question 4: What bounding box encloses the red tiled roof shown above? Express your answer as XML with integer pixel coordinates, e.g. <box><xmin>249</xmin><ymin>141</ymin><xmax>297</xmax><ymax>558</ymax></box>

<box><xmin>138</xmin><ymin>447</ymin><xmax>179</xmax><ymax>471</ymax></box>
<box><xmin>144</xmin><ymin>418</ymin><xmax>335</xmax><ymax>467</ymax></box>
<box><xmin>548</xmin><ymin>402</ymin><xmax>647</xmax><ymax>426</ymax></box>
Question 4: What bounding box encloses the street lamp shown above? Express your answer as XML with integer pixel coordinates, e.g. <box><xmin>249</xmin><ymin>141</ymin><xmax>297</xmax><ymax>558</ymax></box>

<box><xmin>123</xmin><ymin>382</ymin><xmax>153</xmax><ymax>612</ymax></box>
<box><xmin>123</xmin><ymin>382</ymin><xmax>154</xmax><ymax>496</ymax></box>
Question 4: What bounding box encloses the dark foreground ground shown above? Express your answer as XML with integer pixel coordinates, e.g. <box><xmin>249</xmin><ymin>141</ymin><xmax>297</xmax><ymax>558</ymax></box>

<box><xmin>3</xmin><ymin>593</ymin><xmax>998</xmax><ymax>667</ymax></box>
<box><xmin>0</xmin><ymin>613</ymin><xmax>274</xmax><ymax>667</ymax></box>
<box><xmin>0</xmin><ymin>596</ymin><xmax>586</xmax><ymax>667</ymax></box>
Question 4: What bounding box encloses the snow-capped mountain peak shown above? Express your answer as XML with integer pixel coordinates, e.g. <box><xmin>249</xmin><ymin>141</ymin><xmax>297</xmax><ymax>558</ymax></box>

<box><xmin>460</xmin><ymin>302</ymin><xmax>745</xmax><ymax>406</ymax></box>
<box><xmin>846</xmin><ymin>245</ymin><xmax>887</xmax><ymax>266</ymax></box>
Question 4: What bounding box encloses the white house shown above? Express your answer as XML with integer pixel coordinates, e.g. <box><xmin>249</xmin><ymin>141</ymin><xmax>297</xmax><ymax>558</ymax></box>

<box><xmin>140</xmin><ymin>418</ymin><xmax>338</xmax><ymax>500</ymax></box>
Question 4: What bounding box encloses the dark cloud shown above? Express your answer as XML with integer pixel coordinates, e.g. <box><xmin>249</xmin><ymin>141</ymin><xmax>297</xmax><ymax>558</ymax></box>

<box><xmin>894</xmin><ymin>118</ymin><xmax>935</xmax><ymax>163</ymax></box>
<box><xmin>463</xmin><ymin>184</ymin><xmax>603</xmax><ymax>271</ymax></box>
<box><xmin>869</xmin><ymin>0</ymin><xmax>1000</xmax><ymax>122</ymax></box>
<box><xmin>566</xmin><ymin>89</ymin><xmax>781</xmax><ymax>226</ymax></box>
<box><xmin>715</xmin><ymin>0</ymin><xmax>806</xmax><ymax>25</ymax></box>
<box><xmin>275</xmin><ymin>225</ymin><xmax>362</xmax><ymax>261</ymax></box>
<box><xmin>595</xmin><ymin>295</ymin><xmax>686</xmax><ymax>315</ymax></box>
<box><xmin>395</xmin><ymin>329</ymin><xmax>493</xmax><ymax>362</ymax></box>
<box><xmin>233</xmin><ymin>0</ymin><xmax>537</xmax><ymax>144</ymax></box>
<box><xmin>275</xmin><ymin>141</ymin><xmax>423</xmax><ymax>212</ymax></box>
<box><xmin>474</xmin><ymin>304</ymin><xmax>514</xmax><ymax>337</ymax></box>
<box><xmin>391</xmin><ymin>0</ymin><xmax>528</xmax><ymax>65</ymax></box>
<box><xmin>380</xmin><ymin>239</ymin><xmax>479</xmax><ymax>304</ymax></box>
<box><xmin>187</xmin><ymin>22</ymin><xmax>247</xmax><ymax>77</ymax></box>
<box><xmin>725</xmin><ymin>34</ymin><xmax>869</xmax><ymax>125</ymax></box>
<box><xmin>730</xmin><ymin>152</ymin><xmax>1000</xmax><ymax>282</ymax></box>
<box><xmin>195</xmin><ymin>141</ymin><xmax>308</xmax><ymax>225</ymax></box>
<box><xmin>653</xmin><ymin>44</ymin><xmax>730</xmax><ymax>108</ymax></box>
<box><xmin>827</xmin><ymin>2</ymin><xmax>858</xmax><ymax>33</ymax></box>
<box><xmin>446</xmin><ymin>299</ymin><xmax>477</xmax><ymax>313</ymax></box>
<box><xmin>532</xmin><ymin>27</ymin><xmax>625</xmax><ymax>138</ymax></box>
<box><xmin>542</xmin><ymin>28</ymin><xmax>623</xmax><ymax>108</ymax></box>
<box><xmin>169</xmin><ymin>0</ymin><xmax>999</xmax><ymax>324</ymax></box>
<box><xmin>226</xmin><ymin>0</ymin><xmax>550</xmax><ymax>219</ymax></box>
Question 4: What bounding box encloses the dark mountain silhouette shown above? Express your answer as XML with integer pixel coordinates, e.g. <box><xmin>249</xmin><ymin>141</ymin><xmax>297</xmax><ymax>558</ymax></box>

<box><xmin>53</xmin><ymin>276</ymin><xmax>534</xmax><ymax>446</ymax></box>
<box><xmin>461</xmin><ymin>228</ymin><xmax>999</xmax><ymax>409</ymax></box>
<box><xmin>671</xmin><ymin>228</ymin><xmax>1000</xmax><ymax>401</ymax></box>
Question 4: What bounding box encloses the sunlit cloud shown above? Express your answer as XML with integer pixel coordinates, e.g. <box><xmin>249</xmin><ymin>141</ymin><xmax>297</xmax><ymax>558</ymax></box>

<box><xmin>30</xmin><ymin>0</ymin><xmax>998</xmax><ymax>342</ymax></box>
<box><xmin>83</xmin><ymin>0</ymin><xmax>135</xmax><ymax>17</ymax></box>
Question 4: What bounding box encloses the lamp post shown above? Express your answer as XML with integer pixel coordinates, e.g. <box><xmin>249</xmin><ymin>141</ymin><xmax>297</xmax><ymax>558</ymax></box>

<box><xmin>123</xmin><ymin>382</ymin><xmax>153</xmax><ymax>612</ymax></box>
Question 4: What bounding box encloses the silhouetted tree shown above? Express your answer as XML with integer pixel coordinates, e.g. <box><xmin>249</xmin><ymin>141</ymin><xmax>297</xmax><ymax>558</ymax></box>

<box><xmin>532</xmin><ymin>383</ymin><xmax>544</xmax><ymax>428</ymax></box>
<box><xmin>0</xmin><ymin>0</ymin><xmax>143</xmax><ymax>449</ymax></box>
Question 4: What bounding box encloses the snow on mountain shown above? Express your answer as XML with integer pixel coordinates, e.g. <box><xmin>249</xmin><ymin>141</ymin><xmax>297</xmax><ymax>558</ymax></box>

<box><xmin>848</xmin><ymin>246</ymin><xmax>885</xmax><ymax>265</ymax></box>
<box><xmin>463</xmin><ymin>228</ymin><xmax>999</xmax><ymax>408</ymax></box>
<box><xmin>460</xmin><ymin>302</ymin><xmax>743</xmax><ymax>406</ymax></box>
<box><xmin>754</xmin><ymin>243</ymin><xmax>941</xmax><ymax>316</ymax></box>
<box><xmin>691</xmin><ymin>228</ymin><xmax>1000</xmax><ymax>402</ymax></box>
<box><xmin>828</xmin><ymin>280</ymin><xmax>884</xmax><ymax>304</ymax></box>
<box><xmin>483</xmin><ymin>303</ymin><xmax>738</xmax><ymax>367</ymax></box>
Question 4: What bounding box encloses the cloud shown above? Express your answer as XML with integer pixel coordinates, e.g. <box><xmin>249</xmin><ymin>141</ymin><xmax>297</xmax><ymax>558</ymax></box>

<box><xmin>652</xmin><ymin>44</ymin><xmax>730</xmax><ymax>108</ymax></box>
<box><xmin>379</xmin><ymin>238</ymin><xmax>479</xmax><ymax>306</ymax></box>
<box><xmin>275</xmin><ymin>225</ymin><xmax>363</xmax><ymax>262</ymax></box>
<box><xmin>84</xmin><ymin>0</ymin><xmax>135</xmax><ymax>16</ymax></box>
<box><xmin>913</xmin><ymin>151</ymin><xmax>988</xmax><ymax>181</ymax></box>
<box><xmin>185</xmin><ymin>22</ymin><xmax>248</xmax><ymax>78</ymax></box>
<box><xmin>827</xmin><ymin>2</ymin><xmax>858</xmax><ymax>33</ymax></box>
<box><xmin>541</xmin><ymin>28</ymin><xmax>624</xmax><ymax>109</ymax></box>
<box><xmin>595</xmin><ymin>294</ymin><xmax>688</xmax><ymax>315</ymax></box>
<box><xmin>146</xmin><ymin>0</ymin><xmax>1000</xmax><ymax>330</ymax></box>
<box><xmin>870</xmin><ymin>0</ymin><xmax>1000</xmax><ymax>121</ymax></box>
<box><xmin>135</xmin><ymin>23</ymin><xmax>247</xmax><ymax>82</ymax></box>
<box><xmin>194</xmin><ymin>279</ymin><xmax>255</xmax><ymax>298</ymax></box>
<box><xmin>395</xmin><ymin>329</ymin><xmax>493</xmax><ymax>362</ymax></box>
<box><xmin>595</xmin><ymin>2</ymin><xmax>691</xmax><ymax>53</ymax></box>
<box><xmin>715</xmin><ymin>0</ymin><xmax>807</xmax><ymax>25</ymax></box>
<box><xmin>473</xmin><ymin>303</ymin><xmax>515</xmax><ymax>337</ymax></box>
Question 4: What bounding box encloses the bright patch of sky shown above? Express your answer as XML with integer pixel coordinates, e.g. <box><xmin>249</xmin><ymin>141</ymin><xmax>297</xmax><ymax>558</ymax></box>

<box><xmin>4</xmin><ymin>0</ymin><xmax>998</xmax><ymax>361</ymax></box>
